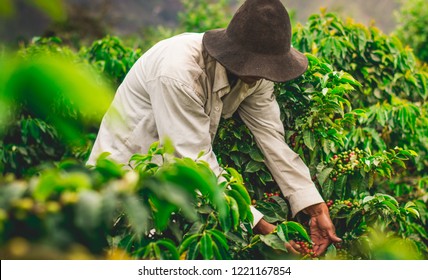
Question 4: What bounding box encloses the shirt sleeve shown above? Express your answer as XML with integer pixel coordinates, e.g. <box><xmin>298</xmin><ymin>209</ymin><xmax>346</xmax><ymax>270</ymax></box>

<box><xmin>237</xmin><ymin>81</ymin><xmax>324</xmax><ymax>217</ymax></box>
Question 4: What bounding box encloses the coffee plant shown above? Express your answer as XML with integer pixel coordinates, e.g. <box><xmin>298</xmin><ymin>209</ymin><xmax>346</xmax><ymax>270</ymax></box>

<box><xmin>0</xmin><ymin>39</ymin><xmax>113</xmax><ymax>177</ymax></box>
<box><xmin>214</xmin><ymin>10</ymin><xmax>428</xmax><ymax>259</ymax></box>
<box><xmin>291</xmin><ymin>10</ymin><xmax>428</xmax><ymax>176</ymax></box>
<box><xmin>394</xmin><ymin>0</ymin><xmax>428</xmax><ymax>63</ymax></box>
<box><xmin>178</xmin><ymin>0</ymin><xmax>233</xmax><ymax>33</ymax></box>
<box><xmin>80</xmin><ymin>35</ymin><xmax>143</xmax><ymax>86</ymax></box>
<box><xmin>1</xmin><ymin>144</ymin><xmax>306</xmax><ymax>260</ymax></box>
<box><xmin>0</xmin><ymin>7</ymin><xmax>427</xmax><ymax>260</ymax></box>
<box><xmin>293</xmin><ymin>10</ymin><xmax>427</xmax><ymax>104</ymax></box>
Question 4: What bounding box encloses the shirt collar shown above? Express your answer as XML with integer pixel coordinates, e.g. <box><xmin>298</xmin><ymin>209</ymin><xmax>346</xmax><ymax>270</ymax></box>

<box><xmin>212</xmin><ymin>61</ymin><xmax>232</xmax><ymax>98</ymax></box>
<box><xmin>207</xmin><ymin>57</ymin><xmax>256</xmax><ymax>97</ymax></box>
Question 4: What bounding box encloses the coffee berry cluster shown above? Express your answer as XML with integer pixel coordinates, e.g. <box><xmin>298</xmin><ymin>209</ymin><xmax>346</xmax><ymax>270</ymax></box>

<box><xmin>295</xmin><ymin>239</ymin><xmax>318</xmax><ymax>258</ymax></box>
<box><xmin>326</xmin><ymin>199</ymin><xmax>359</xmax><ymax>209</ymax></box>
<box><xmin>327</xmin><ymin>148</ymin><xmax>365</xmax><ymax>181</ymax></box>
<box><xmin>263</xmin><ymin>191</ymin><xmax>281</xmax><ymax>203</ymax></box>
<box><xmin>288</xmin><ymin>113</ymin><xmax>323</xmax><ymax>148</ymax></box>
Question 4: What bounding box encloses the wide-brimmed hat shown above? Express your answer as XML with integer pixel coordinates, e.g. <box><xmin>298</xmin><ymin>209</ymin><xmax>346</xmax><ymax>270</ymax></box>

<box><xmin>203</xmin><ymin>0</ymin><xmax>308</xmax><ymax>83</ymax></box>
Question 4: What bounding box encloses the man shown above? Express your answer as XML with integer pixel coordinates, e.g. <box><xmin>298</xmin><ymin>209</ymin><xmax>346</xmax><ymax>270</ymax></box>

<box><xmin>87</xmin><ymin>0</ymin><xmax>341</xmax><ymax>255</ymax></box>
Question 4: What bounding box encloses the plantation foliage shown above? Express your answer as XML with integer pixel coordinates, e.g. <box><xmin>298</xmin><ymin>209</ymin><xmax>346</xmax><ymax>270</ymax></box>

<box><xmin>0</xmin><ymin>8</ymin><xmax>427</xmax><ymax>260</ymax></box>
<box><xmin>394</xmin><ymin>0</ymin><xmax>428</xmax><ymax>63</ymax></box>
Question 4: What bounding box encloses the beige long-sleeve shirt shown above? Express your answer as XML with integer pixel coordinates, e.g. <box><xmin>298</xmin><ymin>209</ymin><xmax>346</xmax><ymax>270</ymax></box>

<box><xmin>87</xmin><ymin>33</ymin><xmax>324</xmax><ymax>222</ymax></box>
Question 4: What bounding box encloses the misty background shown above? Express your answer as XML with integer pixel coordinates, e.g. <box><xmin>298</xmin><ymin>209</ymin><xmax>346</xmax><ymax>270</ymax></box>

<box><xmin>0</xmin><ymin>0</ymin><xmax>401</xmax><ymax>46</ymax></box>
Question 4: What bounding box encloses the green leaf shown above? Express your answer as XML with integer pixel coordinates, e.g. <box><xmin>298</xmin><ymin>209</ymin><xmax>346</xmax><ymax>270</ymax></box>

<box><xmin>226</xmin><ymin>189</ymin><xmax>249</xmax><ymax>221</ymax></box>
<box><xmin>380</xmin><ymin>200</ymin><xmax>399</xmax><ymax>213</ymax></box>
<box><xmin>179</xmin><ymin>234</ymin><xmax>200</xmax><ymax>255</ymax></box>
<box><xmin>208</xmin><ymin>229</ymin><xmax>229</xmax><ymax>251</ymax></box>
<box><xmin>259</xmin><ymin>234</ymin><xmax>288</xmax><ymax>252</ymax></box>
<box><xmin>219</xmin><ymin>197</ymin><xmax>232</xmax><ymax>232</ymax></box>
<box><xmin>230</xmin><ymin>183</ymin><xmax>251</xmax><ymax>205</ymax></box>
<box><xmin>224</xmin><ymin>167</ymin><xmax>244</xmax><ymax>183</ymax></box>
<box><xmin>339</xmin><ymin>72</ymin><xmax>361</xmax><ymax>87</ymax></box>
<box><xmin>276</xmin><ymin>223</ymin><xmax>288</xmax><ymax>242</ymax></box>
<box><xmin>160</xmin><ymin>161</ymin><xmax>227</xmax><ymax>225</ymax></box>
<box><xmin>317</xmin><ymin>167</ymin><xmax>333</xmax><ymax>187</ymax></box>
<box><xmin>259</xmin><ymin>170</ymin><xmax>274</xmax><ymax>184</ymax></box>
<box><xmin>226</xmin><ymin>231</ymin><xmax>248</xmax><ymax>247</ymax></box>
<box><xmin>336</xmin><ymin>175</ymin><xmax>348</xmax><ymax>198</ymax></box>
<box><xmin>5</xmin><ymin>55</ymin><xmax>114</xmax><ymax>142</ymax></box>
<box><xmin>227</xmin><ymin>195</ymin><xmax>240</xmax><ymax>231</ymax></box>
<box><xmin>270</xmin><ymin>196</ymin><xmax>289</xmax><ymax>217</ymax></box>
<box><xmin>303</xmin><ymin>130</ymin><xmax>316</xmax><ymax>150</ymax></box>
<box><xmin>255</xmin><ymin>201</ymin><xmax>287</xmax><ymax>223</ymax></box>
<box><xmin>147</xmin><ymin>181</ymin><xmax>198</xmax><ymax>223</ymax></box>
<box><xmin>200</xmin><ymin>233</ymin><xmax>214</xmax><ymax>260</ymax></box>
<box><xmin>123</xmin><ymin>195</ymin><xmax>150</xmax><ymax>236</ymax></box>
<box><xmin>362</xmin><ymin>195</ymin><xmax>375</xmax><ymax>204</ymax></box>
<box><xmin>213</xmin><ymin>239</ymin><xmax>232</xmax><ymax>260</ymax></box>
<box><xmin>149</xmin><ymin>194</ymin><xmax>177</xmax><ymax>231</ymax></box>
<box><xmin>249</xmin><ymin>149</ymin><xmax>264</xmax><ymax>162</ymax></box>
<box><xmin>96</xmin><ymin>155</ymin><xmax>126</xmax><ymax>179</ymax></box>
<box><xmin>153</xmin><ymin>244</ymin><xmax>162</xmax><ymax>260</ymax></box>
<box><xmin>392</xmin><ymin>158</ymin><xmax>406</xmax><ymax>168</ymax></box>
<box><xmin>346</xmin><ymin>208</ymin><xmax>364</xmax><ymax>226</ymax></box>
<box><xmin>245</xmin><ymin>160</ymin><xmax>265</xmax><ymax>173</ymax></box>
<box><xmin>322</xmin><ymin>179</ymin><xmax>335</xmax><ymax>199</ymax></box>
<box><xmin>405</xmin><ymin>207</ymin><xmax>420</xmax><ymax>219</ymax></box>
<box><xmin>34</xmin><ymin>170</ymin><xmax>91</xmax><ymax>202</ymax></box>
<box><xmin>156</xmin><ymin>239</ymin><xmax>179</xmax><ymax>260</ymax></box>
<box><xmin>187</xmin><ymin>241</ymin><xmax>200</xmax><ymax>260</ymax></box>
<box><xmin>162</xmin><ymin>136</ymin><xmax>175</xmax><ymax>155</ymax></box>
<box><xmin>279</xmin><ymin>221</ymin><xmax>311</xmax><ymax>242</ymax></box>
<box><xmin>397</xmin><ymin>149</ymin><xmax>412</xmax><ymax>157</ymax></box>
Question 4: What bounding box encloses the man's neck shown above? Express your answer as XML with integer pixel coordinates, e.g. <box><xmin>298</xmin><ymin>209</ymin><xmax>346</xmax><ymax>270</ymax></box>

<box><xmin>226</xmin><ymin>70</ymin><xmax>239</xmax><ymax>89</ymax></box>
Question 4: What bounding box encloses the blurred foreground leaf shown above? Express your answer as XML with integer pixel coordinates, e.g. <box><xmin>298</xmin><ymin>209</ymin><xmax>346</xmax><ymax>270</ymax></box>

<box><xmin>1</xmin><ymin>54</ymin><xmax>114</xmax><ymax>141</ymax></box>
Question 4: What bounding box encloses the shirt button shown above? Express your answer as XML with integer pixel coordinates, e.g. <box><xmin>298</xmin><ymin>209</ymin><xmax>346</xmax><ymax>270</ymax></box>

<box><xmin>215</xmin><ymin>106</ymin><xmax>220</xmax><ymax>111</ymax></box>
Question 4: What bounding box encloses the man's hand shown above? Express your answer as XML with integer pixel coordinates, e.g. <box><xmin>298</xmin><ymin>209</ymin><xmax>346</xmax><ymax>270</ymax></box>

<box><xmin>253</xmin><ymin>219</ymin><xmax>300</xmax><ymax>254</ymax></box>
<box><xmin>304</xmin><ymin>202</ymin><xmax>342</xmax><ymax>255</ymax></box>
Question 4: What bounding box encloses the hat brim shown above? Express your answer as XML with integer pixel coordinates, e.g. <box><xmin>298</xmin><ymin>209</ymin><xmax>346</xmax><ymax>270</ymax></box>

<box><xmin>203</xmin><ymin>29</ymin><xmax>308</xmax><ymax>83</ymax></box>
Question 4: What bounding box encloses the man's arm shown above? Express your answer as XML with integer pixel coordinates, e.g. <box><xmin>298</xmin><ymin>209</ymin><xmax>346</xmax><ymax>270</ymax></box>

<box><xmin>237</xmin><ymin>80</ymin><xmax>341</xmax><ymax>254</ymax></box>
<box><xmin>237</xmin><ymin>81</ymin><xmax>324</xmax><ymax>216</ymax></box>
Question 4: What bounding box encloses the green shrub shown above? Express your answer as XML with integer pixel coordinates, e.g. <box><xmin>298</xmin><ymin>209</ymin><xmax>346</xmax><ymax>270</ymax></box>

<box><xmin>80</xmin><ymin>35</ymin><xmax>143</xmax><ymax>86</ymax></box>
<box><xmin>293</xmin><ymin>11</ymin><xmax>427</xmax><ymax>104</ymax></box>
<box><xmin>394</xmin><ymin>0</ymin><xmax>428</xmax><ymax>63</ymax></box>
<box><xmin>214</xmin><ymin>12</ymin><xmax>428</xmax><ymax>259</ymax></box>
<box><xmin>2</xmin><ymin>146</ymin><xmax>424</xmax><ymax>260</ymax></box>
<box><xmin>0</xmin><ymin>144</ymin><xmax>254</xmax><ymax>260</ymax></box>
<box><xmin>178</xmin><ymin>0</ymin><xmax>233</xmax><ymax>32</ymax></box>
<box><xmin>0</xmin><ymin>39</ymin><xmax>113</xmax><ymax>177</ymax></box>
<box><xmin>291</xmin><ymin>10</ymin><xmax>428</xmax><ymax>176</ymax></box>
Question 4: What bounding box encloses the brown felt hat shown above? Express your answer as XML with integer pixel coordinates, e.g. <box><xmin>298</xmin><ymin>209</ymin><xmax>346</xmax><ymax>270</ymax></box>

<box><xmin>203</xmin><ymin>0</ymin><xmax>308</xmax><ymax>83</ymax></box>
